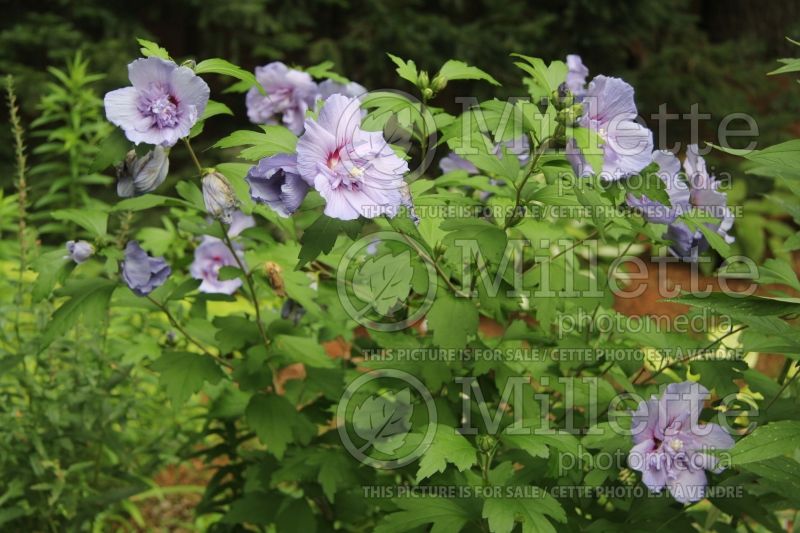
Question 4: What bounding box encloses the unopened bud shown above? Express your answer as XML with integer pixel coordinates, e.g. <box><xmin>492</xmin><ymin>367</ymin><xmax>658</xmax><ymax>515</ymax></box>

<box><xmin>116</xmin><ymin>147</ymin><xmax>169</xmax><ymax>197</ymax></box>
<box><xmin>417</xmin><ymin>70</ymin><xmax>430</xmax><ymax>89</ymax></box>
<box><xmin>65</xmin><ymin>240</ymin><xmax>94</xmax><ymax>264</ymax></box>
<box><xmin>477</xmin><ymin>434</ymin><xmax>498</xmax><ymax>453</ymax></box>
<box><xmin>202</xmin><ymin>171</ymin><xmax>238</xmax><ymax>224</ymax></box>
<box><xmin>557</xmin><ymin>103</ymin><xmax>584</xmax><ymax>125</ymax></box>
<box><xmin>431</xmin><ymin>75</ymin><xmax>447</xmax><ymax>93</ymax></box>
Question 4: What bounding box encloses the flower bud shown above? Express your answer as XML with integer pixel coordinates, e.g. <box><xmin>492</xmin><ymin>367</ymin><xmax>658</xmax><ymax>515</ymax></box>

<box><xmin>417</xmin><ymin>70</ymin><xmax>430</xmax><ymax>89</ymax></box>
<box><xmin>65</xmin><ymin>240</ymin><xmax>94</xmax><ymax>264</ymax></box>
<box><xmin>202</xmin><ymin>171</ymin><xmax>239</xmax><ymax>224</ymax></box>
<box><xmin>476</xmin><ymin>434</ymin><xmax>498</xmax><ymax>453</ymax></box>
<box><xmin>422</xmin><ymin>87</ymin><xmax>434</xmax><ymax>101</ymax></box>
<box><xmin>430</xmin><ymin>75</ymin><xmax>448</xmax><ymax>94</ymax></box>
<box><xmin>557</xmin><ymin>103</ymin><xmax>583</xmax><ymax>126</ymax></box>
<box><xmin>116</xmin><ymin>146</ymin><xmax>169</xmax><ymax>197</ymax></box>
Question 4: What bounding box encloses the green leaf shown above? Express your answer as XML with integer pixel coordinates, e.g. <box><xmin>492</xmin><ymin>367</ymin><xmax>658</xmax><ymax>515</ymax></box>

<box><xmin>438</xmin><ymin>60</ymin><xmax>500</xmax><ymax>86</ymax></box>
<box><xmin>758</xmin><ymin>258</ymin><xmax>800</xmax><ymax>291</ymax></box>
<box><xmin>668</xmin><ymin>292</ymin><xmax>800</xmax><ymax>319</ymax></box>
<box><xmin>511</xmin><ymin>54</ymin><xmax>567</xmax><ymax>94</ymax></box>
<box><xmin>353</xmin><ymin>250</ymin><xmax>414</xmax><ymax>315</ymax></box>
<box><xmin>304</xmin><ymin>60</ymin><xmax>349</xmax><ymax>84</ymax></box>
<box><xmin>712</xmin><ymin>140</ymin><xmax>800</xmax><ymax>181</ymax></box>
<box><xmin>30</xmin><ymin>249</ymin><xmax>72</xmax><ymax>302</ymax></box>
<box><xmin>730</xmin><ymin>421</ymin><xmax>800</xmax><ymax>465</ymax></box>
<box><xmin>246</xmin><ymin>394</ymin><xmax>308</xmax><ymax>459</ymax></box>
<box><xmin>621</xmin><ymin>163</ymin><xmax>671</xmax><ymax>207</ymax></box>
<box><xmin>38</xmin><ymin>279</ymin><xmax>116</xmax><ymax>351</ymax></box>
<box><xmin>483</xmin><ymin>490</ymin><xmax>565</xmax><ymax>533</ymax></box>
<box><xmin>769</xmin><ymin>58</ymin><xmax>800</xmax><ymax>76</ymax></box>
<box><xmin>352</xmin><ymin>388</ymin><xmax>413</xmax><ymax>455</ymax></box>
<box><xmin>90</xmin><ymin>129</ymin><xmax>130</xmax><ymax>171</ymax></box>
<box><xmin>415</xmin><ymin>425</ymin><xmax>477</xmax><ymax>482</ymax></box>
<box><xmin>428</xmin><ymin>290</ymin><xmax>479</xmax><ymax>349</ymax></box>
<box><xmin>441</xmin><ymin>218</ymin><xmax>508</xmax><ymax>266</ymax></box>
<box><xmin>51</xmin><ymin>209</ymin><xmax>108</xmax><ymax>237</ymax></box>
<box><xmin>212</xmin><ymin>126</ymin><xmax>297</xmax><ymax>161</ymax></box>
<box><xmin>151</xmin><ymin>352</ymin><xmax>225</xmax><ymax>405</ymax></box>
<box><xmin>194</xmin><ymin>58</ymin><xmax>259</xmax><ymax>87</ymax></box>
<box><xmin>111</xmin><ymin>194</ymin><xmax>190</xmax><ymax>212</ymax></box>
<box><xmin>273</xmin><ymin>335</ymin><xmax>336</xmax><ymax>368</ymax></box>
<box><xmin>387</xmin><ymin>53</ymin><xmax>419</xmax><ymax>86</ymax></box>
<box><xmin>297</xmin><ymin>214</ymin><xmax>363</xmax><ymax>267</ymax></box>
<box><xmin>679</xmin><ymin>210</ymin><xmax>732</xmax><ymax>257</ymax></box>
<box><xmin>137</xmin><ymin>38</ymin><xmax>170</xmax><ymax>59</ymax></box>
<box><xmin>316</xmin><ymin>451</ymin><xmax>356</xmax><ymax>501</ymax></box>
<box><xmin>375</xmin><ymin>497</ymin><xmax>473</xmax><ymax>533</ymax></box>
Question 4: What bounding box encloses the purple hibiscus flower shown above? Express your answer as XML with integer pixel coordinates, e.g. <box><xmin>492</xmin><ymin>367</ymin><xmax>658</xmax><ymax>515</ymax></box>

<box><xmin>246</xmin><ymin>153</ymin><xmax>310</xmax><ymax>217</ymax></box>
<box><xmin>565</xmin><ymin>54</ymin><xmax>589</xmax><ymax>98</ymax></box>
<box><xmin>625</xmin><ymin>150</ymin><xmax>690</xmax><ymax>224</ymax></box>
<box><xmin>628</xmin><ymin>381</ymin><xmax>734</xmax><ymax>504</ymax></box>
<box><xmin>296</xmin><ymin>94</ymin><xmax>409</xmax><ymax>220</ymax></box>
<box><xmin>121</xmin><ymin>241</ymin><xmax>171</xmax><ymax>296</ymax></box>
<box><xmin>246</xmin><ymin>62</ymin><xmax>318</xmax><ymax>135</ymax></box>
<box><xmin>318</xmin><ymin>79</ymin><xmax>367</xmax><ymax>99</ymax></box>
<box><xmin>189</xmin><ymin>236</ymin><xmax>245</xmax><ymax>295</ymax></box>
<box><xmin>567</xmin><ymin>75</ymin><xmax>653</xmax><ymax>180</ymax></box>
<box><xmin>104</xmin><ymin>57</ymin><xmax>210</xmax><ymax>147</ymax></box>
<box><xmin>666</xmin><ymin>145</ymin><xmax>734</xmax><ymax>260</ymax></box>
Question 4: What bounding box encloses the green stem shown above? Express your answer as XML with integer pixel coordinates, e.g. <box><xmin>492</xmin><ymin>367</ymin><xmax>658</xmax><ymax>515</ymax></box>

<box><xmin>219</xmin><ymin>221</ymin><xmax>271</xmax><ymax>350</ymax></box>
<box><xmin>145</xmin><ymin>295</ymin><xmax>231</xmax><ymax>368</ymax></box>
<box><xmin>504</xmin><ymin>136</ymin><xmax>551</xmax><ymax>230</ymax></box>
<box><xmin>183</xmin><ymin>137</ymin><xmax>204</xmax><ymax>175</ymax></box>
<box><xmin>764</xmin><ymin>363</ymin><xmax>798</xmax><ymax>412</ymax></box>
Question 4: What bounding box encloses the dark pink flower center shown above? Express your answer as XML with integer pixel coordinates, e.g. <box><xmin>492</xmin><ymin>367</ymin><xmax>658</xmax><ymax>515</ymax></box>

<box><xmin>139</xmin><ymin>84</ymin><xmax>180</xmax><ymax>129</ymax></box>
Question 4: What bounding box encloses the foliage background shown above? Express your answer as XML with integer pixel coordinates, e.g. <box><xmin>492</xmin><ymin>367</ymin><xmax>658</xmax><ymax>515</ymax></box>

<box><xmin>2</xmin><ymin>1</ymin><xmax>800</xmax><ymax>530</ymax></box>
<box><xmin>3</xmin><ymin>0</ymin><xmax>800</xmax><ymax>192</ymax></box>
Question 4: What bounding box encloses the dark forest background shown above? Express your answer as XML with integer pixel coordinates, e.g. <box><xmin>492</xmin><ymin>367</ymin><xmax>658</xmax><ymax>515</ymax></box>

<box><xmin>2</xmin><ymin>0</ymin><xmax>800</xmax><ymax>188</ymax></box>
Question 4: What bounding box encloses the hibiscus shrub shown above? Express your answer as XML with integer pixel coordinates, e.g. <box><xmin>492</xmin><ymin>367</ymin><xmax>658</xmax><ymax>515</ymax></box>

<box><xmin>20</xmin><ymin>37</ymin><xmax>800</xmax><ymax>530</ymax></box>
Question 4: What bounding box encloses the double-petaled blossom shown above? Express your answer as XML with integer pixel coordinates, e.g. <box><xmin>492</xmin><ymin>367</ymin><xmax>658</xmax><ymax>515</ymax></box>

<box><xmin>104</xmin><ymin>57</ymin><xmax>209</xmax><ymax>147</ymax></box>
<box><xmin>567</xmin><ymin>75</ymin><xmax>654</xmax><ymax>180</ymax></box>
<box><xmin>246</xmin><ymin>154</ymin><xmax>309</xmax><ymax>217</ymax></box>
<box><xmin>670</xmin><ymin>145</ymin><xmax>735</xmax><ymax>258</ymax></box>
<box><xmin>116</xmin><ymin>146</ymin><xmax>170</xmax><ymax>197</ymax></box>
<box><xmin>121</xmin><ymin>241</ymin><xmax>171</xmax><ymax>296</ymax></box>
<box><xmin>565</xmin><ymin>54</ymin><xmax>589</xmax><ymax>98</ymax></box>
<box><xmin>189</xmin><ymin>211</ymin><xmax>253</xmax><ymax>294</ymax></box>
<box><xmin>65</xmin><ymin>240</ymin><xmax>94</xmax><ymax>264</ymax></box>
<box><xmin>628</xmin><ymin>381</ymin><xmax>734</xmax><ymax>504</ymax></box>
<box><xmin>318</xmin><ymin>79</ymin><xmax>367</xmax><ymax>99</ymax></box>
<box><xmin>190</xmin><ymin>238</ymin><xmax>244</xmax><ymax>295</ymax></box>
<box><xmin>625</xmin><ymin>145</ymin><xmax>734</xmax><ymax>259</ymax></box>
<box><xmin>202</xmin><ymin>172</ymin><xmax>239</xmax><ymax>224</ymax></box>
<box><xmin>296</xmin><ymin>94</ymin><xmax>409</xmax><ymax>220</ymax></box>
<box><xmin>625</xmin><ymin>150</ymin><xmax>690</xmax><ymax>224</ymax></box>
<box><xmin>246</xmin><ymin>62</ymin><xmax>318</xmax><ymax>135</ymax></box>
